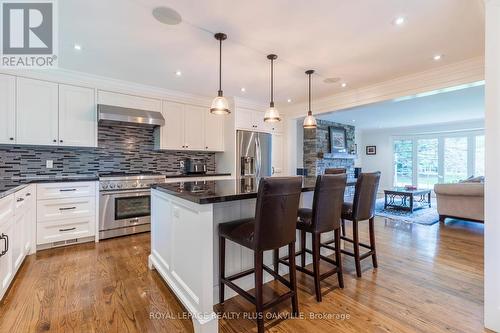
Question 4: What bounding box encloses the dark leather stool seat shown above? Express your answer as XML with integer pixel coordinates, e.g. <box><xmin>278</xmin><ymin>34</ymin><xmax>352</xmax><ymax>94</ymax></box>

<box><xmin>218</xmin><ymin>177</ymin><xmax>302</xmax><ymax>333</ymax></box>
<box><xmin>276</xmin><ymin>174</ymin><xmax>346</xmax><ymax>302</ymax></box>
<box><xmin>337</xmin><ymin>172</ymin><xmax>381</xmax><ymax>278</ymax></box>
<box><xmin>325</xmin><ymin>168</ymin><xmax>347</xmax><ymax>175</ymax></box>
<box><xmin>218</xmin><ymin>218</ymin><xmax>255</xmax><ymax>248</ymax></box>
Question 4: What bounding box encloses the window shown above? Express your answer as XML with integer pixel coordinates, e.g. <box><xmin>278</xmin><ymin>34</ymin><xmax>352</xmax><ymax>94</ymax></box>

<box><xmin>444</xmin><ymin>137</ymin><xmax>468</xmax><ymax>183</ymax></box>
<box><xmin>475</xmin><ymin>135</ymin><xmax>485</xmax><ymax>176</ymax></box>
<box><xmin>417</xmin><ymin>138</ymin><xmax>438</xmax><ymax>189</ymax></box>
<box><xmin>393</xmin><ymin>139</ymin><xmax>413</xmax><ymax>187</ymax></box>
<box><xmin>392</xmin><ymin>131</ymin><xmax>484</xmax><ymax>188</ymax></box>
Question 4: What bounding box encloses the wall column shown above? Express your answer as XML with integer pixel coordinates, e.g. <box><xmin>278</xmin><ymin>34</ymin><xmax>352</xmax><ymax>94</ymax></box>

<box><xmin>485</xmin><ymin>0</ymin><xmax>500</xmax><ymax>331</ymax></box>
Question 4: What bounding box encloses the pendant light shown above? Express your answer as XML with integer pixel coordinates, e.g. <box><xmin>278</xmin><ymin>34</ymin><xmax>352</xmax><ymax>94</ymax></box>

<box><xmin>210</xmin><ymin>33</ymin><xmax>230</xmax><ymax>115</ymax></box>
<box><xmin>303</xmin><ymin>69</ymin><xmax>317</xmax><ymax>129</ymax></box>
<box><xmin>264</xmin><ymin>54</ymin><xmax>281</xmax><ymax>122</ymax></box>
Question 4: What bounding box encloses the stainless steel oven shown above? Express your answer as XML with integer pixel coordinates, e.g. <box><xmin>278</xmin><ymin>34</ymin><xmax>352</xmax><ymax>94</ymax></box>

<box><xmin>99</xmin><ymin>174</ymin><xmax>165</xmax><ymax>239</ymax></box>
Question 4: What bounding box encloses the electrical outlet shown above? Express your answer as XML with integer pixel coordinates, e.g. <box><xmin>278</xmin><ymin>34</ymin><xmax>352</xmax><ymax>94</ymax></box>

<box><xmin>179</xmin><ymin>160</ymin><xmax>185</xmax><ymax>169</ymax></box>
<box><xmin>46</xmin><ymin>160</ymin><xmax>53</xmax><ymax>168</ymax></box>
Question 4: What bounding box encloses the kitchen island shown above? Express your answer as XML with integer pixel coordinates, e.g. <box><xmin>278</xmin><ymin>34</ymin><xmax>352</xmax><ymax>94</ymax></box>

<box><xmin>148</xmin><ymin>178</ymin><xmax>355</xmax><ymax>333</ymax></box>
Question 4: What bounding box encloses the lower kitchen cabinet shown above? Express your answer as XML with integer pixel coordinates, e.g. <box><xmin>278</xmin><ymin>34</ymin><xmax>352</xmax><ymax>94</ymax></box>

<box><xmin>36</xmin><ymin>182</ymin><xmax>97</xmax><ymax>248</ymax></box>
<box><xmin>0</xmin><ymin>184</ymin><xmax>35</xmax><ymax>301</ymax></box>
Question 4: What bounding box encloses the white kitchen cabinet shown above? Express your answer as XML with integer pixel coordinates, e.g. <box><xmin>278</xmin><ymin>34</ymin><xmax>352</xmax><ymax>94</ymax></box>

<box><xmin>59</xmin><ymin>84</ymin><xmax>96</xmax><ymax>147</ymax></box>
<box><xmin>272</xmin><ymin>133</ymin><xmax>285</xmax><ymax>176</ymax></box>
<box><xmin>236</xmin><ymin>108</ymin><xmax>267</xmax><ymax>132</ymax></box>
<box><xmin>205</xmin><ymin>112</ymin><xmax>224</xmax><ymax>151</ymax></box>
<box><xmin>160</xmin><ymin>101</ymin><xmax>185</xmax><ymax>150</ymax></box>
<box><xmin>0</xmin><ymin>74</ymin><xmax>16</xmax><ymax>144</ymax></box>
<box><xmin>16</xmin><ymin>78</ymin><xmax>59</xmax><ymax>146</ymax></box>
<box><xmin>157</xmin><ymin>101</ymin><xmax>225</xmax><ymax>152</ymax></box>
<box><xmin>0</xmin><ymin>194</ymin><xmax>15</xmax><ymax>301</ymax></box>
<box><xmin>36</xmin><ymin>182</ymin><xmax>97</xmax><ymax>247</ymax></box>
<box><xmin>97</xmin><ymin>90</ymin><xmax>161</xmax><ymax>112</ymax></box>
<box><xmin>183</xmin><ymin>105</ymin><xmax>205</xmax><ymax>150</ymax></box>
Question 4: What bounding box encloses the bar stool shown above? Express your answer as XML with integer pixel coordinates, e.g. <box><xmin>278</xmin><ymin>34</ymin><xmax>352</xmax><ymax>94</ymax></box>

<box><xmin>218</xmin><ymin>177</ymin><xmax>302</xmax><ymax>333</ymax></box>
<box><xmin>275</xmin><ymin>174</ymin><xmax>346</xmax><ymax>302</ymax></box>
<box><xmin>340</xmin><ymin>172</ymin><xmax>381</xmax><ymax>278</ymax></box>
<box><xmin>324</xmin><ymin>168</ymin><xmax>346</xmax><ymax>175</ymax></box>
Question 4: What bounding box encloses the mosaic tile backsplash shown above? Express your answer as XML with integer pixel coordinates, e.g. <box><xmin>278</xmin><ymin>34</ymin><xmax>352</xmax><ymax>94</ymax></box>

<box><xmin>0</xmin><ymin>125</ymin><xmax>215</xmax><ymax>179</ymax></box>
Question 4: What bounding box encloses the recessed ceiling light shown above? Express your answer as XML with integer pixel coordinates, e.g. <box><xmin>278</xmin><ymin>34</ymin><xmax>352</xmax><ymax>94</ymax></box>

<box><xmin>393</xmin><ymin>16</ymin><xmax>406</xmax><ymax>26</ymax></box>
<box><xmin>287</xmin><ymin>98</ymin><xmax>292</xmax><ymax>103</ymax></box>
<box><xmin>74</xmin><ymin>44</ymin><xmax>82</xmax><ymax>51</ymax></box>
<box><xmin>341</xmin><ymin>82</ymin><xmax>347</xmax><ymax>88</ymax></box>
<box><xmin>152</xmin><ymin>7</ymin><xmax>182</xmax><ymax>25</ymax></box>
<box><xmin>240</xmin><ymin>87</ymin><xmax>246</xmax><ymax>92</ymax></box>
<box><xmin>433</xmin><ymin>54</ymin><xmax>443</xmax><ymax>61</ymax></box>
<box><xmin>175</xmin><ymin>70</ymin><xmax>182</xmax><ymax>76</ymax></box>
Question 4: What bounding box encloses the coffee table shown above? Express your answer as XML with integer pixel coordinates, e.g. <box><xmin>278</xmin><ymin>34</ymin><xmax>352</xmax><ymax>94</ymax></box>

<box><xmin>384</xmin><ymin>188</ymin><xmax>432</xmax><ymax>213</ymax></box>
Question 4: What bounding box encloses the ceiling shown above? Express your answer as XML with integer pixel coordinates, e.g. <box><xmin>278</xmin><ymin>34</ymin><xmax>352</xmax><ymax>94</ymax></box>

<box><xmin>59</xmin><ymin>0</ymin><xmax>485</xmax><ymax>105</ymax></box>
<box><xmin>317</xmin><ymin>84</ymin><xmax>485</xmax><ymax>129</ymax></box>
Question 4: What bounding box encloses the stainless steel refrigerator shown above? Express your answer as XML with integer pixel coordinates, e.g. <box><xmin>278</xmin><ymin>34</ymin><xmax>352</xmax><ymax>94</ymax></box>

<box><xmin>236</xmin><ymin>130</ymin><xmax>272</xmax><ymax>183</ymax></box>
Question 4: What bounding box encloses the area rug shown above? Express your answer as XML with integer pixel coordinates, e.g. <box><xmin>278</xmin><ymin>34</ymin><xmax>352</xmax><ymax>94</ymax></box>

<box><xmin>374</xmin><ymin>198</ymin><xmax>439</xmax><ymax>225</ymax></box>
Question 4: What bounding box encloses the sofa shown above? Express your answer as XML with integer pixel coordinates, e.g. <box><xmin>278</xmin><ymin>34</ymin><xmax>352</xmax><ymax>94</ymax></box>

<box><xmin>434</xmin><ymin>177</ymin><xmax>484</xmax><ymax>224</ymax></box>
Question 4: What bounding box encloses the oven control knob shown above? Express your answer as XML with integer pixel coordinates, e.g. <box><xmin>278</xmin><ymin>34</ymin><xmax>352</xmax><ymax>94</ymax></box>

<box><xmin>109</xmin><ymin>183</ymin><xmax>116</xmax><ymax>189</ymax></box>
<box><xmin>132</xmin><ymin>183</ymin><xmax>138</xmax><ymax>188</ymax></box>
<box><xmin>116</xmin><ymin>183</ymin><xmax>123</xmax><ymax>189</ymax></box>
<box><xmin>102</xmin><ymin>184</ymin><xmax>108</xmax><ymax>190</ymax></box>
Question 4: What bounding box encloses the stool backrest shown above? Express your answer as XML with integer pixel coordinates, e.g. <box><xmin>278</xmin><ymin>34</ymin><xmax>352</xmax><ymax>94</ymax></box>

<box><xmin>254</xmin><ymin>177</ymin><xmax>302</xmax><ymax>251</ymax></box>
<box><xmin>324</xmin><ymin>168</ymin><xmax>346</xmax><ymax>175</ymax></box>
<box><xmin>311</xmin><ymin>174</ymin><xmax>347</xmax><ymax>233</ymax></box>
<box><xmin>352</xmin><ymin>172</ymin><xmax>381</xmax><ymax>220</ymax></box>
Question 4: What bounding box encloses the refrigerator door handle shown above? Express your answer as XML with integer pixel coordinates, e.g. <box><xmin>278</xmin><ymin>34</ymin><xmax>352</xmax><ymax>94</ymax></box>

<box><xmin>256</xmin><ymin>135</ymin><xmax>261</xmax><ymax>179</ymax></box>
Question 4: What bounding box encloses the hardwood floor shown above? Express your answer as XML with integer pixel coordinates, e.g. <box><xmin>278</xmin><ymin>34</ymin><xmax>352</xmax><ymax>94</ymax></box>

<box><xmin>0</xmin><ymin>218</ymin><xmax>487</xmax><ymax>333</ymax></box>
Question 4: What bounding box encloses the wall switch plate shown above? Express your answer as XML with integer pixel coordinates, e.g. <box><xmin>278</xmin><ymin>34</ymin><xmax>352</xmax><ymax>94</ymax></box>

<box><xmin>46</xmin><ymin>160</ymin><xmax>53</xmax><ymax>168</ymax></box>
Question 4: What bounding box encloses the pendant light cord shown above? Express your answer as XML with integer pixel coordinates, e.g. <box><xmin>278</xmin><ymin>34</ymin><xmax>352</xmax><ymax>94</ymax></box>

<box><xmin>308</xmin><ymin>72</ymin><xmax>312</xmax><ymax>112</ymax></box>
<box><xmin>218</xmin><ymin>38</ymin><xmax>222</xmax><ymax>94</ymax></box>
<box><xmin>270</xmin><ymin>58</ymin><xmax>274</xmax><ymax>107</ymax></box>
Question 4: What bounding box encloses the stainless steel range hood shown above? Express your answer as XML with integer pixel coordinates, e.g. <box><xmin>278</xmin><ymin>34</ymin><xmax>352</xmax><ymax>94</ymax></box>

<box><xmin>98</xmin><ymin>104</ymin><xmax>165</xmax><ymax>127</ymax></box>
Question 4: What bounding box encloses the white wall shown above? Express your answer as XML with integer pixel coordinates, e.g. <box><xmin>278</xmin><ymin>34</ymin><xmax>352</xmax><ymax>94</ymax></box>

<box><xmin>484</xmin><ymin>1</ymin><xmax>500</xmax><ymax>331</ymax></box>
<box><xmin>359</xmin><ymin>119</ymin><xmax>485</xmax><ymax>191</ymax></box>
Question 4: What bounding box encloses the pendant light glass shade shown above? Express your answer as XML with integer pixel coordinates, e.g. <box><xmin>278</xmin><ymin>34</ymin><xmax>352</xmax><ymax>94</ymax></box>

<box><xmin>264</xmin><ymin>105</ymin><xmax>280</xmax><ymax>122</ymax></box>
<box><xmin>210</xmin><ymin>33</ymin><xmax>230</xmax><ymax>115</ymax></box>
<box><xmin>303</xmin><ymin>111</ymin><xmax>317</xmax><ymax>128</ymax></box>
<box><xmin>264</xmin><ymin>54</ymin><xmax>281</xmax><ymax>122</ymax></box>
<box><xmin>303</xmin><ymin>70</ymin><xmax>317</xmax><ymax>129</ymax></box>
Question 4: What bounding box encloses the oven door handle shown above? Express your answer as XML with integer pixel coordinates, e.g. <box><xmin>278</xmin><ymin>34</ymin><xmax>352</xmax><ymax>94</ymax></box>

<box><xmin>100</xmin><ymin>189</ymin><xmax>151</xmax><ymax>196</ymax></box>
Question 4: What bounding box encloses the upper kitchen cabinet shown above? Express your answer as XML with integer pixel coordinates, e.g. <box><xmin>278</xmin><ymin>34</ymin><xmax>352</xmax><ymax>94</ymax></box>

<box><xmin>97</xmin><ymin>90</ymin><xmax>161</xmax><ymax>112</ymax></box>
<box><xmin>16</xmin><ymin>78</ymin><xmax>59</xmax><ymax>146</ymax></box>
<box><xmin>59</xmin><ymin>84</ymin><xmax>96</xmax><ymax>147</ymax></box>
<box><xmin>183</xmin><ymin>105</ymin><xmax>205</xmax><ymax>150</ymax></box>
<box><xmin>0</xmin><ymin>74</ymin><xmax>16</xmax><ymax>144</ymax></box>
<box><xmin>235</xmin><ymin>108</ymin><xmax>266</xmax><ymax>132</ymax></box>
<box><xmin>159</xmin><ymin>101</ymin><xmax>185</xmax><ymax>150</ymax></box>
<box><xmin>204</xmin><ymin>111</ymin><xmax>224</xmax><ymax>151</ymax></box>
<box><xmin>156</xmin><ymin>101</ymin><xmax>224</xmax><ymax>152</ymax></box>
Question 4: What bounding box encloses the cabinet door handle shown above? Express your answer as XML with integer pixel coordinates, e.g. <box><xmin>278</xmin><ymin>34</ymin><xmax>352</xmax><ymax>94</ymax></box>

<box><xmin>59</xmin><ymin>188</ymin><xmax>77</xmax><ymax>192</ymax></box>
<box><xmin>26</xmin><ymin>193</ymin><xmax>31</xmax><ymax>197</ymax></box>
<box><xmin>53</xmin><ymin>139</ymin><xmax>57</xmax><ymax>143</ymax></box>
<box><xmin>272</xmin><ymin>167</ymin><xmax>275</xmax><ymax>175</ymax></box>
<box><xmin>9</xmin><ymin>137</ymin><xmax>14</xmax><ymax>141</ymax></box>
<box><xmin>60</xmin><ymin>140</ymin><xmax>63</xmax><ymax>143</ymax></box>
<box><xmin>59</xmin><ymin>206</ymin><xmax>76</xmax><ymax>211</ymax></box>
<box><xmin>16</xmin><ymin>197</ymin><xmax>25</xmax><ymax>202</ymax></box>
<box><xmin>0</xmin><ymin>233</ymin><xmax>9</xmax><ymax>257</ymax></box>
<box><xmin>59</xmin><ymin>227</ymin><xmax>76</xmax><ymax>232</ymax></box>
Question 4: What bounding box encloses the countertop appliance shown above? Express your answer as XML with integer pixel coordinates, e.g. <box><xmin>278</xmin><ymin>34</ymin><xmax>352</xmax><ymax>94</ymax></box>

<box><xmin>99</xmin><ymin>173</ymin><xmax>165</xmax><ymax>239</ymax></box>
<box><xmin>183</xmin><ymin>158</ymin><xmax>207</xmax><ymax>175</ymax></box>
<box><xmin>236</xmin><ymin>130</ymin><xmax>272</xmax><ymax>180</ymax></box>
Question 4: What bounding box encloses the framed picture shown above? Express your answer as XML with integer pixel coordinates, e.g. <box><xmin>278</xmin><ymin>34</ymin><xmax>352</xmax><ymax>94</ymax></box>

<box><xmin>329</xmin><ymin>126</ymin><xmax>347</xmax><ymax>153</ymax></box>
<box><xmin>366</xmin><ymin>145</ymin><xmax>377</xmax><ymax>155</ymax></box>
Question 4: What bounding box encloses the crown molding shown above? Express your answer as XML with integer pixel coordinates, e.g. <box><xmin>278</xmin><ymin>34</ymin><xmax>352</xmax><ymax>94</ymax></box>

<box><xmin>0</xmin><ymin>67</ymin><xmax>219</xmax><ymax>106</ymax></box>
<box><xmin>283</xmin><ymin>56</ymin><xmax>485</xmax><ymax>119</ymax></box>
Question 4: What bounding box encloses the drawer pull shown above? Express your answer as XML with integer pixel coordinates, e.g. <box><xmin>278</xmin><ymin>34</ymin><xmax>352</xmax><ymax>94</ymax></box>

<box><xmin>59</xmin><ymin>227</ymin><xmax>76</xmax><ymax>232</ymax></box>
<box><xmin>0</xmin><ymin>233</ymin><xmax>9</xmax><ymax>257</ymax></box>
<box><xmin>59</xmin><ymin>189</ymin><xmax>77</xmax><ymax>192</ymax></box>
<box><xmin>59</xmin><ymin>207</ymin><xmax>77</xmax><ymax>211</ymax></box>
<box><xmin>129</xmin><ymin>218</ymin><xmax>139</xmax><ymax>223</ymax></box>
<box><xmin>16</xmin><ymin>197</ymin><xmax>25</xmax><ymax>202</ymax></box>
<box><xmin>26</xmin><ymin>193</ymin><xmax>31</xmax><ymax>197</ymax></box>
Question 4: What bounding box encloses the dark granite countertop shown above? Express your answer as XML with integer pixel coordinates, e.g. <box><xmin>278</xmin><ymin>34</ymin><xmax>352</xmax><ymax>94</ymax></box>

<box><xmin>163</xmin><ymin>172</ymin><xmax>232</xmax><ymax>179</ymax></box>
<box><xmin>151</xmin><ymin>177</ymin><xmax>357</xmax><ymax>205</ymax></box>
<box><xmin>0</xmin><ymin>175</ymin><xmax>99</xmax><ymax>199</ymax></box>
